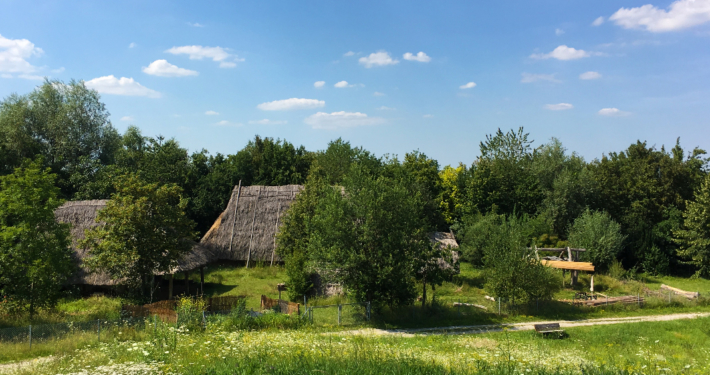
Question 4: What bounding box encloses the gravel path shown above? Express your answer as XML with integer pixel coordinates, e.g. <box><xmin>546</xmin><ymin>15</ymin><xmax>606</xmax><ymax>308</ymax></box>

<box><xmin>338</xmin><ymin>312</ymin><xmax>710</xmax><ymax>336</ymax></box>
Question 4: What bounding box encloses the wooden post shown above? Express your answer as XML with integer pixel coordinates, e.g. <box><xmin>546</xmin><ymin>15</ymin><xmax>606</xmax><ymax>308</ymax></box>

<box><xmin>590</xmin><ymin>274</ymin><xmax>594</xmax><ymax>292</ymax></box>
<box><xmin>184</xmin><ymin>271</ymin><xmax>189</xmax><ymax>295</ymax></box>
<box><xmin>271</xmin><ymin>202</ymin><xmax>281</xmax><ymax>267</ymax></box>
<box><xmin>246</xmin><ymin>187</ymin><xmax>261</xmax><ymax>269</ymax></box>
<box><xmin>169</xmin><ymin>274</ymin><xmax>174</xmax><ymax>299</ymax></box>
<box><xmin>534</xmin><ymin>245</ymin><xmax>539</xmax><ymax>261</ymax></box>
<box><xmin>227</xmin><ymin>180</ymin><xmax>243</xmax><ymax>255</ymax></box>
<box><xmin>200</xmin><ymin>267</ymin><xmax>204</xmax><ymax>296</ymax></box>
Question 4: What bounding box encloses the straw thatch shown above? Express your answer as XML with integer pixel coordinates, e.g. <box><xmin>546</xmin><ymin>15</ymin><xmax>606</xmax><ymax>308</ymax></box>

<box><xmin>200</xmin><ymin>185</ymin><xmax>304</xmax><ymax>263</ymax></box>
<box><xmin>429</xmin><ymin>232</ymin><xmax>460</xmax><ymax>272</ymax></box>
<box><xmin>55</xmin><ymin>200</ymin><xmax>213</xmax><ymax>286</ymax></box>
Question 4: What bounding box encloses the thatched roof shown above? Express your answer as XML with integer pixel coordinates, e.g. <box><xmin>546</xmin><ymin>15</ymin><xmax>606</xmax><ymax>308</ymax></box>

<box><xmin>200</xmin><ymin>185</ymin><xmax>303</xmax><ymax>263</ymax></box>
<box><xmin>55</xmin><ymin>200</ymin><xmax>212</xmax><ymax>286</ymax></box>
<box><xmin>429</xmin><ymin>232</ymin><xmax>459</xmax><ymax>249</ymax></box>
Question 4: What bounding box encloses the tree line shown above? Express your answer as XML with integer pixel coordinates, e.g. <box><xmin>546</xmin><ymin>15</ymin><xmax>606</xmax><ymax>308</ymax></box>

<box><xmin>2</xmin><ymin>80</ymin><xmax>710</xmax><ymax>314</ymax></box>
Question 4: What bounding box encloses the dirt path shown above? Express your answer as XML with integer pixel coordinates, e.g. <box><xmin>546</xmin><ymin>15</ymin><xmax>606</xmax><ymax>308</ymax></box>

<box><xmin>338</xmin><ymin>312</ymin><xmax>710</xmax><ymax>337</ymax></box>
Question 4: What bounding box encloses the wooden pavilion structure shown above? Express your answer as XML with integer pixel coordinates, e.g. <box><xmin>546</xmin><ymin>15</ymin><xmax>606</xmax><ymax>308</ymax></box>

<box><xmin>534</xmin><ymin>247</ymin><xmax>596</xmax><ymax>291</ymax></box>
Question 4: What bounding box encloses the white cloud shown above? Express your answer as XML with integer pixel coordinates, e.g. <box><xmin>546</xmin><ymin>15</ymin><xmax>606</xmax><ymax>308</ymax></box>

<box><xmin>423</xmin><ymin>114</ymin><xmax>433</xmax><ymax>118</ymax></box>
<box><xmin>248</xmin><ymin>119</ymin><xmax>288</xmax><ymax>125</ymax></box>
<box><xmin>334</xmin><ymin>81</ymin><xmax>349</xmax><ymax>88</ymax></box>
<box><xmin>521</xmin><ymin>73</ymin><xmax>560</xmax><ymax>83</ymax></box>
<box><xmin>314</xmin><ymin>81</ymin><xmax>325</xmax><ymax>88</ymax></box>
<box><xmin>373</xmin><ymin>92</ymin><xmax>385</xmax><ymax>96</ymax></box>
<box><xmin>592</xmin><ymin>16</ymin><xmax>606</xmax><ymax>26</ymax></box>
<box><xmin>580</xmin><ymin>71</ymin><xmax>602</xmax><ymax>80</ymax></box>
<box><xmin>1</xmin><ymin>73</ymin><xmax>11</xmax><ymax>78</ymax></box>
<box><xmin>609</xmin><ymin>0</ymin><xmax>710</xmax><ymax>32</ymax></box>
<box><xmin>165</xmin><ymin>45</ymin><xmax>244</xmax><ymax>68</ymax></box>
<box><xmin>304</xmin><ymin>111</ymin><xmax>385</xmax><ymax>129</ymax></box>
<box><xmin>598</xmin><ymin>107</ymin><xmax>630</xmax><ymax>116</ymax></box>
<box><xmin>120</xmin><ymin>116</ymin><xmax>134</xmax><ymax>121</ymax></box>
<box><xmin>343</xmin><ymin>51</ymin><xmax>355</xmax><ymax>57</ymax></box>
<box><xmin>544</xmin><ymin>103</ymin><xmax>574</xmax><ymax>110</ymax></box>
<box><xmin>359</xmin><ymin>51</ymin><xmax>399</xmax><ymax>68</ymax></box>
<box><xmin>555</xmin><ymin>28</ymin><xmax>565</xmax><ymax>36</ymax></box>
<box><xmin>84</xmin><ymin>75</ymin><xmax>161</xmax><ymax>98</ymax></box>
<box><xmin>215</xmin><ymin>120</ymin><xmax>242</xmax><ymax>127</ymax></box>
<box><xmin>205</xmin><ymin>110</ymin><xmax>219</xmax><ymax>116</ymax></box>
<box><xmin>257</xmin><ymin>98</ymin><xmax>325</xmax><ymax>111</ymax></box>
<box><xmin>0</xmin><ymin>34</ymin><xmax>43</xmax><ymax>74</ymax></box>
<box><xmin>18</xmin><ymin>74</ymin><xmax>43</xmax><ymax>80</ymax></box>
<box><xmin>376</xmin><ymin>106</ymin><xmax>395</xmax><ymax>110</ymax></box>
<box><xmin>129</xmin><ymin>42</ymin><xmax>136</xmax><ymax>48</ymax></box>
<box><xmin>51</xmin><ymin>67</ymin><xmax>65</xmax><ymax>73</ymax></box>
<box><xmin>530</xmin><ymin>45</ymin><xmax>594</xmax><ymax>60</ymax></box>
<box><xmin>187</xmin><ymin>22</ymin><xmax>205</xmax><ymax>27</ymax></box>
<box><xmin>142</xmin><ymin>59</ymin><xmax>198</xmax><ymax>77</ymax></box>
<box><xmin>460</xmin><ymin>82</ymin><xmax>477</xmax><ymax>89</ymax></box>
<box><xmin>403</xmin><ymin>51</ymin><xmax>431</xmax><ymax>62</ymax></box>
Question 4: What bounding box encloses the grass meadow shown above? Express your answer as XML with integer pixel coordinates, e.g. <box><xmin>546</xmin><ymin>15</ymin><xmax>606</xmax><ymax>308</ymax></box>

<box><xmin>2</xmin><ymin>262</ymin><xmax>710</xmax><ymax>373</ymax></box>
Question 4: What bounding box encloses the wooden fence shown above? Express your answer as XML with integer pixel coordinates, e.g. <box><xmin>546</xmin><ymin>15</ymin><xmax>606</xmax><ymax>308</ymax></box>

<box><xmin>261</xmin><ymin>295</ymin><xmax>300</xmax><ymax>315</ymax></box>
<box><xmin>122</xmin><ymin>296</ymin><xmax>248</xmax><ymax>322</ymax></box>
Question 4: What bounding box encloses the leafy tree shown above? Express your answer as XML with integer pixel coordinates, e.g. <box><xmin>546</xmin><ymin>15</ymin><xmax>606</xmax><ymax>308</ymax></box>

<box><xmin>310</xmin><ymin>138</ymin><xmax>381</xmax><ymax>185</ymax></box>
<box><xmin>481</xmin><ymin>215</ymin><xmax>559</xmax><ymax>303</ymax></box>
<box><xmin>674</xmin><ymin>174</ymin><xmax>710</xmax><ymax>278</ymax></box>
<box><xmin>0</xmin><ymin>80</ymin><xmax>120</xmax><ymax>197</ymax></box>
<box><xmin>303</xmin><ymin>165</ymin><xmax>429</xmax><ymax>307</ymax></box>
<box><xmin>590</xmin><ymin>139</ymin><xmax>706</xmax><ymax>270</ymax></box>
<box><xmin>464</xmin><ymin>128</ymin><xmax>543</xmax><ymax>217</ymax></box>
<box><xmin>439</xmin><ymin>164</ymin><xmax>469</xmax><ymax>225</ymax></box>
<box><xmin>276</xmin><ymin>174</ymin><xmax>330</xmax><ymax>300</ymax></box>
<box><xmin>567</xmin><ymin>209</ymin><xmax>625</xmax><ymax>272</ymax></box>
<box><xmin>415</xmin><ymin>242</ymin><xmax>458</xmax><ymax>308</ymax></box>
<box><xmin>0</xmin><ymin>159</ymin><xmax>74</xmax><ymax>317</ymax></box>
<box><xmin>401</xmin><ymin>150</ymin><xmax>447</xmax><ymax>231</ymax></box>
<box><xmin>81</xmin><ymin>174</ymin><xmax>197</xmax><ymax>298</ymax></box>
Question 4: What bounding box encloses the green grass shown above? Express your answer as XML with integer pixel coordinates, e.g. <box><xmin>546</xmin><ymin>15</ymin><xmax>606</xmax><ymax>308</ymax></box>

<box><xmin>12</xmin><ymin>316</ymin><xmax>710</xmax><ymax>374</ymax></box>
<box><xmin>199</xmin><ymin>261</ymin><xmax>287</xmax><ymax>310</ymax></box>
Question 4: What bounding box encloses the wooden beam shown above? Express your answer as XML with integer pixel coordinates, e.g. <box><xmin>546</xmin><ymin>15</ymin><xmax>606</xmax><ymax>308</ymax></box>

<box><xmin>246</xmin><ymin>187</ymin><xmax>261</xmax><ymax>269</ymax></box>
<box><xmin>531</xmin><ymin>247</ymin><xmax>586</xmax><ymax>252</ymax></box>
<box><xmin>228</xmin><ymin>180</ymin><xmax>243</xmax><ymax>255</ymax></box>
<box><xmin>660</xmin><ymin>284</ymin><xmax>699</xmax><ymax>299</ymax></box>
<box><xmin>200</xmin><ymin>267</ymin><xmax>204</xmax><ymax>296</ymax></box>
<box><xmin>541</xmin><ymin>260</ymin><xmax>595</xmax><ymax>272</ymax></box>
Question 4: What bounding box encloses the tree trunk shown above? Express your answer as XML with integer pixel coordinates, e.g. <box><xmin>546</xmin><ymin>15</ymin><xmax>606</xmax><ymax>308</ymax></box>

<box><xmin>421</xmin><ymin>278</ymin><xmax>427</xmax><ymax>309</ymax></box>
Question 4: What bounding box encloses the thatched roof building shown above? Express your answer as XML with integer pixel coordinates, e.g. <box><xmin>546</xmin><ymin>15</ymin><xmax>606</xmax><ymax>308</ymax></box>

<box><xmin>429</xmin><ymin>231</ymin><xmax>460</xmax><ymax>272</ymax></box>
<box><xmin>200</xmin><ymin>185</ymin><xmax>303</xmax><ymax>264</ymax></box>
<box><xmin>55</xmin><ymin>200</ymin><xmax>212</xmax><ymax>286</ymax></box>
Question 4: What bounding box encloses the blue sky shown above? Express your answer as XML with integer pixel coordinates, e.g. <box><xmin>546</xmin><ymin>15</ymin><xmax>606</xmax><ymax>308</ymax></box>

<box><xmin>1</xmin><ymin>0</ymin><xmax>710</xmax><ymax>166</ymax></box>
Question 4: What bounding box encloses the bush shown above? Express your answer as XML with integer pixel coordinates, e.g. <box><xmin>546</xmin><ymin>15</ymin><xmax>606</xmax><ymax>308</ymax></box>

<box><xmin>568</xmin><ymin>209</ymin><xmax>625</xmax><ymax>272</ymax></box>
<box><xmin>176</xmin><ymin>297</ymin><xmax>206</xmax><ymax>331</ymax></box>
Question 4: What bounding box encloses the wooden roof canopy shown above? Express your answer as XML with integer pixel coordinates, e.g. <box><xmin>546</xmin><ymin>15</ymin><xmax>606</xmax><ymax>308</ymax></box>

<box><xmin>534</xmin><ymin>246</ymin><xmax>595</xmax><ymax>273</ymax></box>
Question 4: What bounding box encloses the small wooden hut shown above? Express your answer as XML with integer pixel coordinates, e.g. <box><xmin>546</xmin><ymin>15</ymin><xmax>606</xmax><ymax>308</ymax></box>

<box><xmin>199</xmin><ymin>184</ymin><xmax>303</xmax><ymax>266</ymax></box>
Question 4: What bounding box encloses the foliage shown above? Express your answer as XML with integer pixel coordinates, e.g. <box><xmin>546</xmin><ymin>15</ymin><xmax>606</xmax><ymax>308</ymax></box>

<box><xmin>439</xmin><ymin>164</ymin><xmax>469</xmax><ymax>224</ymax></box>
<box><xmin>675</xmin><ymin>174</ymin><xmax>710</xmax><ymax>278</ymax></box>
<box><xmin>309</xmin><ymin>138</ymin><xmax>381</xmax><ymax>185</ymax></box>
<box><xmin>306</xmin><ymin>165</ymin><xmax>430</xmax><ymax>308</ymax></box>
<box><xmin>481</xmin><ymin>215</ymin><xmax>559</xmax><ymax>303</ymax></box>
<box><xmin>590</xmin><ymin>139</ymin><xmax>706</xmax><ymax>270</ymax></box>
<box><xmin>414</xmin><ymin>242</ymin><xmax>459</xmax><ymax>307</ymax></box>
<box><xmin>0</xmin><ymin>80</ymin><xmax>120</xmax><ymax>197</ymax></box>
<box><xmin>464</xmin><ymin>128</ymin><xmax>543</xmax><ymax>217</ymax></box>
<box><xmin>0</xmin><ymin>159</ymin><xmax>75</xmax><ymax>317</ymax></box>
<box><xmin>567</xmin><ymin>209</ymin><xmax>625</xmax><ymax>271</ymax></box>
<box><xmin>81</xmin><ymin>174</ymin><xmax>196</xmax><ymax>298</ymax></box>
<box><xmin>176</xmin><ymin>296</ymin><xmax>207</xmax><ymax>331</ymax></box>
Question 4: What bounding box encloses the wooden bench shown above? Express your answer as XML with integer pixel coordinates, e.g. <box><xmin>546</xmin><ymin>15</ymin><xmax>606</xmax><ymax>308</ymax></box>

<box><xmin>534</xmin><ymin>323</ymin><xmax>565</xmax><ymax>338</ymax></box>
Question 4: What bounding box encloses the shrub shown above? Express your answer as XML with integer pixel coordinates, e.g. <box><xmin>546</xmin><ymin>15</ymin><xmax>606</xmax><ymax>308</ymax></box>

<box><xmin>568</xmin><ymin>209</ymin><xmax>625</xmax><ymax>272</ymax></box>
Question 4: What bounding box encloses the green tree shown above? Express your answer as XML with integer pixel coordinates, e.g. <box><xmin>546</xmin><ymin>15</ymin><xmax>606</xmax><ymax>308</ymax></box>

<box><xmin>81</xmin><ymin>174</ymin><xmax>197</xmax><ymax>298</ymax></box>
<box><xmin>310</xmin><ymin>138</ymin><xmax>381</xmax><ymax>185</ymax></box>
<box><xmin>464</xmin><ymin>128</ymin><xmax>543</xmax><ymax>217</ymax></box>
<box><xmin>276</xmin><ymin>174</ymin><xmax>330</xmax><ymax>300</ymax></box>
<box><xmin>482</xmin><ymin>215</ymin><xmax>559</xmax><ymax>304</ymax></box>
<box><xmin>305</xmin><ymin>165</ymin><xmax>429</xmax><ymax>307</ymax></box>
<box><xmin>674</xmin><ymin>174</ymin><xmax>710</xmax><ymax>278</ymax></box>
<box><xmin>567</xmin><ymin>209</ymin><xmax>625</xmax><ymax>272</ymax></box>
<box><xmin>0</xmin><ymin>159</ymin><xmax>74</xmax><ymax>317</ymax></box>
<box><xmin>590</xmin><ymin>139</ymin><xmax>706</xmax><ymax>270</ymax></box>
<box><xmin>0</xmin><ymin>80</ymin><xmax>120</xmax><ymax>197</ymax></box>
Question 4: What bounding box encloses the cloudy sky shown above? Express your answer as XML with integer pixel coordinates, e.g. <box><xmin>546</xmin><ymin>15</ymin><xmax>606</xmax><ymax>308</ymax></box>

<box><xmin>1</xmin><ymin>0</ymin><xmax>710</xmax><ymax>165</ymax></box>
